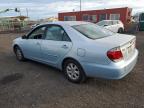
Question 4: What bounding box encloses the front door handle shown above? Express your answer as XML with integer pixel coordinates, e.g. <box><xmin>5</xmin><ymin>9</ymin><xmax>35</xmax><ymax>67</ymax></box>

<box><xmin>61</xmin><ymin>45</ymin><xmax>68</xmax><ymax>49</ymax></box>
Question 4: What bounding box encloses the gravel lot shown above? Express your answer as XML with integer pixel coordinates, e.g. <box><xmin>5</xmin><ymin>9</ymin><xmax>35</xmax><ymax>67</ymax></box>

<box><xmin>0</xmin><ymin>32</ymin><xmax>144</xmax><ymax>108</ymax></box>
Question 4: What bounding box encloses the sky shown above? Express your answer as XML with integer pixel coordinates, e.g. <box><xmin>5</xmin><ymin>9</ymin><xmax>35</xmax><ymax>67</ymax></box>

<box><xmin>0</xmin><ymin>0</ymin><xmax>144</xmax><ymax>20</ymax></box>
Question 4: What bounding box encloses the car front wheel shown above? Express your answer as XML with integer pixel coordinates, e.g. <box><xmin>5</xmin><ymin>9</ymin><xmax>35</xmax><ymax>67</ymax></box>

<box><xmin>14</xmin><ymin>46</ymin><xmax>25</xmax><ymax>61</ymax></box>
<box><xmin>63</xmin><ymin>59</ymin><xmax>86</xmax><ymax>83</ymax></box>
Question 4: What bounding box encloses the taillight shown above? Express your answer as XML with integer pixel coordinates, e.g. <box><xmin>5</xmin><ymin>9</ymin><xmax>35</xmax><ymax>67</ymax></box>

<box><xmin>107</xmin><ymin>47</ymin><xmax>123</xmax><ymax>62</ymax></box>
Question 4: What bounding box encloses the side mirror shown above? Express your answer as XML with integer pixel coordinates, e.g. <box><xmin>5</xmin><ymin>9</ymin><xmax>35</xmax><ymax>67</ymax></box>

<box><xmin>22</xmin><ymin>35</ymin><xmax>27</xmax><ymax>39</ymax></box>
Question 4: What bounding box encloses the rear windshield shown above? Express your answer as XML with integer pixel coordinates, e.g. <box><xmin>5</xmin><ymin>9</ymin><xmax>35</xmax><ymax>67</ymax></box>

<box><xmin>72</xmin><ymin>23</ymin><xmax>114</xmax><ymax>39</ymax></box>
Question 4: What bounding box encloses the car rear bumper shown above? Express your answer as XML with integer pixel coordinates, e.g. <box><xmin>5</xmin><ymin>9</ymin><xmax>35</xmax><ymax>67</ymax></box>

<box><xmin>81</xmin><ymin>49</ymin><xmax>138</xmax><ymax>79</ymax></box>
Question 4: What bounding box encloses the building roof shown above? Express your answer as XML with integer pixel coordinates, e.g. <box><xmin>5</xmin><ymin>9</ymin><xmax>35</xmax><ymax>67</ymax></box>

<box><xmin>59</xmin><ymin>7</ymin><xmax>131</xmax><ymax>14</ymax></box>
<box><xmin>59</xmin><ymin>21</ymin><xmax>89</xmax><ymax>26</ymax></box>
<box><xmin>42</xmin><ymin>21</ymin><xmax>89</xmax><ymax>26</ymax></box>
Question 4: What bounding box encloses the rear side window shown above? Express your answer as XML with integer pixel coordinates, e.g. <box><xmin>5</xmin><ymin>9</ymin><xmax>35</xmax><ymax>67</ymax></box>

<box><xmin>45</xmin><ymin>25</ymin><xmax>71</xmax><ymax>41</ymax></box>
<box><xmin>112</xmin><ymin>21</ymin><xmax>117</xmax><ymax>25</ymax></box>
<box><xmin>72</xmin><ymin>23</ymin><xmax>114</xmax><ymax>40</ymax></box>
<box><xmin>108</xmin><ymin>21</ymin><xmax>113</xmax><ymax>25</ymax></box>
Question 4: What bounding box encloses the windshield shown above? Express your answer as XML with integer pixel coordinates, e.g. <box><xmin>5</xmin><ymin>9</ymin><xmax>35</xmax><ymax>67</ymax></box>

<box><xmin>96</xmin><ymin>21</ymin><xmax>107</xmax><ymax>26</ymax></box>
<box><xmin>72</xmin><ymin>23</ymin><xmax>114</xmax><ymax>39</ymax></box>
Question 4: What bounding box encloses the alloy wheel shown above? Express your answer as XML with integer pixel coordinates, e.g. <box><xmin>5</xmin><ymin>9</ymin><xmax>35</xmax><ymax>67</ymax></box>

<box><xmin>66</xmin><ymin>63</ymin><xmax>80</xmax><ymax>80</ymax></box>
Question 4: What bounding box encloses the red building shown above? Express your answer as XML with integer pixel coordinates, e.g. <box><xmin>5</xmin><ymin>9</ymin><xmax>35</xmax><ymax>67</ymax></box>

<box><xmin>58</xmin><ymin>7</ymin><xmax>132</xmax><ymax>26</ymax></box>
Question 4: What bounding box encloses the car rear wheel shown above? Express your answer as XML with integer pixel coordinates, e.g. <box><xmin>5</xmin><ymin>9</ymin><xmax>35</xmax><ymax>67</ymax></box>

<box><xmin>63</xmin><ymin>59</ymin><xmax>86</xmax><ymax>83</ymax></box>
<box><xmin>118</xmin><ymin>28</ymin><xmax>124</xmax><ymax>33</ymax></box>
<box><xmin>14</xmin><ymin>46</ymin><xmax>25</xmax><ymax>61</ymax></box>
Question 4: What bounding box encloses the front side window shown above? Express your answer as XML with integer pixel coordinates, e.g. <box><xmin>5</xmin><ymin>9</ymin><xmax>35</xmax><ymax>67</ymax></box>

<box><xmin>112</xmin><ymin>20</ymin><xmax>119</xmax><ymax>25</ymax></box>
<box><xmin>72</xmin><ymin>23</ymin><xmax>114</xmax><ymax>40</ymax></box>
<box><xmin>45</xmin><ymin>25</ymin><xmax>70</xmax><ymax>41</ymax></box>
<box><xmin>28</xmin><ymin>26</ymin><xmax>46</xmax><ymax>39</ymax></box>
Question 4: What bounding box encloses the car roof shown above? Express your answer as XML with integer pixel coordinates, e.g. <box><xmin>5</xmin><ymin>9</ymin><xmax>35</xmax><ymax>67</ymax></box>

<box><xmin>40</xmin><ymin>21</ymin><xmax>90</xmax><ymax>26</ymax></box>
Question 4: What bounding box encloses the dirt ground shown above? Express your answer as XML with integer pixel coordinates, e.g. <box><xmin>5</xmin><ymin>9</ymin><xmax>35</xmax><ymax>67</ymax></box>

<box><xmin>0</xmin><ymin>32</ymin><xmax>144</xmax><ymax>108</ymax></box>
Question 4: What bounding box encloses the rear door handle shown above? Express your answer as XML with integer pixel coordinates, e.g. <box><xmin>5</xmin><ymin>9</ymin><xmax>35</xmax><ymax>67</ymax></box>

<box><xmin>61</xmin><ymin>45</ymin><xmax>68</xmax><ymax>49</ymax></box>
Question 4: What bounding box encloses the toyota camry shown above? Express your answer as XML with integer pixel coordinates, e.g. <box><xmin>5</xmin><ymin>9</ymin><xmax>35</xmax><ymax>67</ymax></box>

<box><xmin>12</xmin><ymin>21</ymin><xmax>138</xmax><ymax>83</ymax></box>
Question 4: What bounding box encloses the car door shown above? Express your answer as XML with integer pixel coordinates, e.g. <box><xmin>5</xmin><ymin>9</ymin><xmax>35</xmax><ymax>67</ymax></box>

<box><xmin>104</xmin><ymin>21</ymin><xmax>114</xmax><ymax>31</ymax></box>
<box><xmin>22</xmin><ymin>26</ymin><xmax>46</xmax><ymax>60</ymax></box>
<box><xmin>41</xmin><ymin>24</ymin><xmax>72</xmax><ymax>66</ymax></box>
<box><xmin>113</xmin><ymin>21</ymin><xmax>120</xmax><ymax>32</ymax></box>
<box><xmin>106</xmin><ymin>21</ymin><xmax>117</xmax><ymax>32</ymax></box>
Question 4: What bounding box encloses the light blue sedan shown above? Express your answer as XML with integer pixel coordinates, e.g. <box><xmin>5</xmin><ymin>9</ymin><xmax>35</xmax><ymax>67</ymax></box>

<box><xmin>12</xmin><ymin>21</ymin><xmax>138</xmax><ymax>83</ymax></box>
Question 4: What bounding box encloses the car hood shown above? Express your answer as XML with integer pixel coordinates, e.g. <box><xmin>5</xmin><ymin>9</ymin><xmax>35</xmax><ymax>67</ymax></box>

<box><xmin>14</xmin><ymin>37</ymin><xmax>22</xmax><ymax>41</ymax></box>
<box><xmin>13</xmin><ymin>37</ymin><xmax>22</xmax><ymax>44</ymax></box>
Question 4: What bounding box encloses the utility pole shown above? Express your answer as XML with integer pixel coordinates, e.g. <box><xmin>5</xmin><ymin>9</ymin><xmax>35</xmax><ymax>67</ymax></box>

<box><xmin>19</xmin><ymin>8</ymin><xmax>21</xmax><ymax>16</ymax></box>
<box><xmin>80</xmin><ymin>0</ymin><xmax>82</xmax><ymax>12</ymax></box>
<box><xmin>26</xmin><ymin>8</ymin><xmax>28</xmax><ymax>17</ymax></box>
<box><xmin>80</xmin><ymin>0</ymin><xmax>82</xmax><ymax>21</ymax></box>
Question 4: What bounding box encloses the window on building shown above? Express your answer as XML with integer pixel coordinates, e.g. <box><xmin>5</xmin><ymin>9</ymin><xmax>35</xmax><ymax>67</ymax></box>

<box><xmin>99</xmin><ymin>14</ymin><xmax>107</xmax><ymax>21</ymax></box>
<box><xmin>83</xmin><ymin>15</ymin><xmax>97</xmax><ymax>22</ymax></box>
<box><xmin>64</xmin><ymin>16</ymin><xmax>76</xmax><ymax>21</ymax></box>
<box><xmin>90</xmin><ymin>15</ymin><xmax>97</xmax><ymax>22</ymax></box>
<box><xmin>83</xmin><ymin>14</ymin><xmax>89</xmax><ymax>21</ymax></box>
<box><xmin>110</xmin><ymin>14</ymin><xmax>120</xmax><ymax>20</ymax></box>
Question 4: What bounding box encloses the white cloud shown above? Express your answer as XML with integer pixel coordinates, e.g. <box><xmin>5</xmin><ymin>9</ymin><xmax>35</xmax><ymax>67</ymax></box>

<box><xmin>0</xmin><ymin>0</ymin><xmax>143</xmax><ymax>20</ymax></box>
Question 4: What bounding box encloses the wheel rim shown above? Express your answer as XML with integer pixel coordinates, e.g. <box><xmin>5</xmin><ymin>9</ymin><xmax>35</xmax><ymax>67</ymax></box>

<box><xmin>66</xmin><ymin>63</ymin><xmax>80</xmax><ymax>80</ymax></box>
<box><xmin>16</xmin><ymin>48</ymin><xmax>22</xmax><ymax>60</ymax></box>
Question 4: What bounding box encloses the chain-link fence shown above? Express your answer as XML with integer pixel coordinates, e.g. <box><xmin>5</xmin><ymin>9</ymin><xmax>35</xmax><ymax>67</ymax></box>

<box><xmin>0</xmin><ymin>20</ymin><xmax>31</xmax><ymax>33</ymax></box>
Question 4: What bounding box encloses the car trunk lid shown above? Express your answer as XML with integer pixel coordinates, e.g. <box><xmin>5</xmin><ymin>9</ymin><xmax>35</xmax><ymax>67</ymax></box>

<box><xmin>92</xmin><ymin>33</ymin><xmax>136</xmax><ymax>61</ymax></box>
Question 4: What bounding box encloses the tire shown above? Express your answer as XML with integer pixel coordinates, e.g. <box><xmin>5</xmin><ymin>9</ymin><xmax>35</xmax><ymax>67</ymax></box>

<box><xmin>63</xmin><ymin>59</ymin><xmax>87</xmax><ymax>83</ymax></box>
<box><xmin>14</xmin><ymin>46</ymin><xmax>25</xmax><ymax>61</ymax></box>
<box><xmin>136</xmin><ymin>25</ymin><xmax>139</xmax><ymax>32</ymax></box>
<box><xmin>118</xmin><ymin>28</ymin><xmax>124</xmax><ymax>33</ymax></box>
